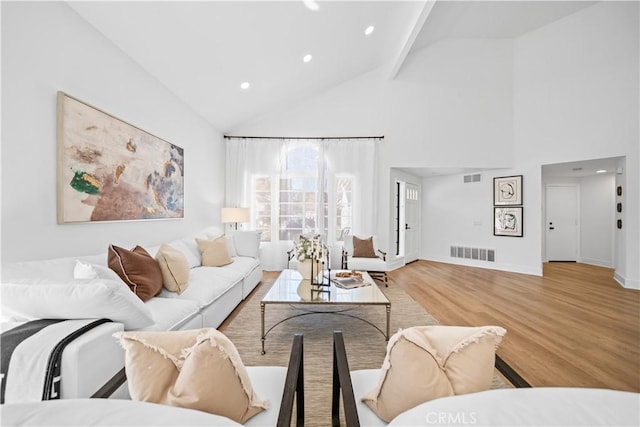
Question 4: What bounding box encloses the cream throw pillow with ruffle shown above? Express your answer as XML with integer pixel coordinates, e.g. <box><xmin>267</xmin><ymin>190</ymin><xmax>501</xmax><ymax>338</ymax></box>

<box><xmin>362</xmin><ymin>325</ymin><xmax>506</xmax><ymax>422</ymax></box>
<box><xmin>115</xmin><ymin>329</ymin><xmax>267</xmax><ymax>424</ymax></box>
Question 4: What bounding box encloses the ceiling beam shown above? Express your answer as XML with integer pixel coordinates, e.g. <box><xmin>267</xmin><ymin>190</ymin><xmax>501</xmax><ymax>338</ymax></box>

<box><xmin>387</xmin><ymin>0</ymin><xmax>437</xmax><ymax>80</ymax></box>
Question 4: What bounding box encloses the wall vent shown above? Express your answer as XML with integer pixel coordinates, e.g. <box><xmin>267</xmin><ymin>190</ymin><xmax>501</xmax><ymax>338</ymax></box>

<box><xmin>450</xmin><ymin>246</ymin><xmax>495</xmax><ymax>262</ymax></box>
<box><xmin>463</xmin><ymin>174</ymin><xmax>481</xmax><ymax>184</ymax></box>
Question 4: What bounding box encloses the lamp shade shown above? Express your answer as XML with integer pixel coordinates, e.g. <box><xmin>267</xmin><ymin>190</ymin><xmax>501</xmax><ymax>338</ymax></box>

<box><xmin>221</xmin><ymin>207</ymin><xmax>250</xmax><ymax>224</ymax></box>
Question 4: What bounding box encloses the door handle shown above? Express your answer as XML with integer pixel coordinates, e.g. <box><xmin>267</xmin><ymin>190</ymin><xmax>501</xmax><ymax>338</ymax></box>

<box><xmin>549</xmin><ymin>227</ymin><xmax>555</xmax><ymax>230</ymax></box>
<box><xmin>405</xmin><ymin>224</ymin><xmax>411</xmax><ymax>230</ymax></box>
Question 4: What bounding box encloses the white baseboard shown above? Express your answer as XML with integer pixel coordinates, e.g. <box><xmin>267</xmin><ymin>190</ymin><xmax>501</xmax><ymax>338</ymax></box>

<box><xmin>614</xmin><ymin>271</ymin><xmax>640</xmax><ymax>290</ymax></box>
<box><xmin>579</xmin><ymin>258</ymin><xmax>613</xmax><ymax>268</ymax></box>
<box><xmin>421</xmin><ymin>254</ymin><xmax>542</xmax><ymax>277</ymax></box>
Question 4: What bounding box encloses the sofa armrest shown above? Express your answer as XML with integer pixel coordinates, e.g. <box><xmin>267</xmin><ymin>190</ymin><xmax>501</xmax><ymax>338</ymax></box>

<box><xmin>332</xmin><ymin>331</ymin><xmax>360</xmax><ymax>427</ymax></box>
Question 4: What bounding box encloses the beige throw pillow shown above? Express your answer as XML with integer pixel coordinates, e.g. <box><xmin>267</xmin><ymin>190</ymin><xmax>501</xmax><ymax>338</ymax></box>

<box><xmin>353</xmin><ymin>236</ymin><xmax>377</xmax><ymax>258</ymax></box>
<box><xmin>196</xmin><ymin>236</ymin><xmax>232</xmax><ymax>267</ymax></box>
<box><xmin>362</xmin><ymin>325</ymin><xmax>506</xmax><ymax>422</ymax></box>
<box><xmin>116</xmin><ymin>328</ymin><xmax>267</xmax><ymax>424</ymax></box>
<box><xmin>155</xmin><ymin>243</ymin><xmax>190</xmax><ymax>294</ymax></box>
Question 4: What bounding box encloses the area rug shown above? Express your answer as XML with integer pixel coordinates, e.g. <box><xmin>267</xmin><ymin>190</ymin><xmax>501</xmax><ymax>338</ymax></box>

<box><xmin>222</xmin><ymin>275</ymin><xmax>508</xmax><ymax>426</ymax></box>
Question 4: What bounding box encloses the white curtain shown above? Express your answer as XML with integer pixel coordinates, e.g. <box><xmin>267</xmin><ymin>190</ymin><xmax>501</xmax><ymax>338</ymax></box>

<box><xmin>324</xmin><ymin>139</ymin><xmax>378</xmax><ymax>237</ymax></box>
<box><xmin>226</xmin><ymin>137</ymin><xmax>379</xmax><ymax>270</ymax></box>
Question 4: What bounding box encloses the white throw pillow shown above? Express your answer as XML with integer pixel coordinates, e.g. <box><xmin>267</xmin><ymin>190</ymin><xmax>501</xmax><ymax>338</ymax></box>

<box><xmin>73</xmin><ymin>260</ymin><xmax>123</xmax><ymax>281</ymax></box>
<box><xmin>228</xmin><ymin>231</ymin><xmax>261</xmax><ymax>258</ymax></box>
<box><xmin>1</xmin><ymin>278</ymin><xmax>155</xmax><ymax>330</ymax></box>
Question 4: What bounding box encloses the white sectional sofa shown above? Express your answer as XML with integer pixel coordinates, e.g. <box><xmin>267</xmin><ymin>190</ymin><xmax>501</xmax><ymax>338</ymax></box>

<box><xmin>0</xmin><ymin>228</ymin><xmax>262</xmax><ymax>399</ymax></box>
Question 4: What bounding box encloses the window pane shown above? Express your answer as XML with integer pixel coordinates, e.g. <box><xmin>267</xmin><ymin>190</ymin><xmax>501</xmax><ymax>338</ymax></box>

<box><xmin>336</xmin><ymin>176</ymin><xmax>353</xmax><ymax>241</ymax></box>
<box><xmin>286</xmin><ymin>146</ymin><xmax>318</xmax><ymax>171</ymax></box>
<box><xmin>253</xmin><ymin>176</ymin><xmax>272</xmax><ymax>242</ymax></box>
<box><xmin>255</xmin><ymin>178</ymin><xmax>270</xmax><ymax>191</ymax></box>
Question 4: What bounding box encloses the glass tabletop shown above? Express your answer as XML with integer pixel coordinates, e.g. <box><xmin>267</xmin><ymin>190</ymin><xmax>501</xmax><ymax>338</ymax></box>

<box><xmin>262</xmin><ymin>269</ymin><xmax>390</xmax><ymax>305</ymax></box>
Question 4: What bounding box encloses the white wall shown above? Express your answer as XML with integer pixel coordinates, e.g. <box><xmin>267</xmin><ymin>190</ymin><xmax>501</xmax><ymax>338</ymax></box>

<box><xmin>514</xmin><ymin>1</ymin><xmax>639</xmax><ymax>287</ymax></box>
<box><xmin>1</xmin><ymin>2</ymin><xmax>225</xmax><ymax>263</ymax></box>
<box><xmin>421</xmin><ymin>169</ymin><xmax>540</xmax><ymax>275</ymax></box>
<box><xmin>231</xmin><ymin>2</ymin><xmax>638</xmax><ymax>285</ymax></box>
<box><xmin>232</xmin><ymin>38</ymin><xmax>515</xmax><ymax>257</ymax></box>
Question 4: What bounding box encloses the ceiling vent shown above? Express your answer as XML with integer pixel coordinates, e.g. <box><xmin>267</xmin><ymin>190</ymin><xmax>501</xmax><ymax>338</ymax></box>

<box><xmin>463</xmin><ymin>174</ymin><xmax>481</xmax><ymax>183</ymax></box>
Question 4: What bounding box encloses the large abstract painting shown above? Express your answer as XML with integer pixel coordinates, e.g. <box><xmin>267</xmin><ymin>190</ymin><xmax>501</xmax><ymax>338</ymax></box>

<box><xmin>57</xmin><ymin>92</ymin><xmax>184</xmax><ymax>223</ymax></box>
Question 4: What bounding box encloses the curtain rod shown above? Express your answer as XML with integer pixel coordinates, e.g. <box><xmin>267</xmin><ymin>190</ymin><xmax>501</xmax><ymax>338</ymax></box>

<box><xmin>224</xmin><ymin>135</ymin><xmax>384</xmax><ymax>140</ymax></box>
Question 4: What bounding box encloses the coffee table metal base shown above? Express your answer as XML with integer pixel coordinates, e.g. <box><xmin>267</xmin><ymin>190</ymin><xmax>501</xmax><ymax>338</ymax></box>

<box><xmin>260</xmin><ymin>302</ymin><xmax>390</xmax><ymax>355</ymax></box>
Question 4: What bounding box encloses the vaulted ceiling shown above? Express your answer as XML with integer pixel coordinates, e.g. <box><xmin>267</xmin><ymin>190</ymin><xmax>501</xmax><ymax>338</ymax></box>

<box><xmin>68</xmin><ymin>1</ymin><xmax>596</xmax><ymax>133</ymax></box>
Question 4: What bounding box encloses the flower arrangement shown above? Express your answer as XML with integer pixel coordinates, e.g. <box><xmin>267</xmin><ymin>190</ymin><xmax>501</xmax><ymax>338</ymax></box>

<box><xmin>293</xmin><ymin>235</ymin><xmax>328</xmax><ymax>262</ymax></box>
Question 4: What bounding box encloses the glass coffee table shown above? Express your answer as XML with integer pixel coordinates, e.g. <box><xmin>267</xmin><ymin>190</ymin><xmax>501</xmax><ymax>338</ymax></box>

<box><xmin>260</xmin><ymin>269</ymin><xmax>391</xmax><ymax>354</ymax></box>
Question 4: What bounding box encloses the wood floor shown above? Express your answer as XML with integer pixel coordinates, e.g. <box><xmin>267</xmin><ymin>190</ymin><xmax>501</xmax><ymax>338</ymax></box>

<box><xmin>389</xmin><ymin>260</ymin><xmax>640</xmax><ymax>392</ymax></box>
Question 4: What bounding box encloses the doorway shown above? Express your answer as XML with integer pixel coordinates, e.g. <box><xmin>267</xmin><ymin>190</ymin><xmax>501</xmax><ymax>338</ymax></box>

<box><xmin>395</xmin><ymin>180</ymin><xmax>421</xmax><ymax>263</ymax></box>
<box><xmin>546</xmin><ymin>184</ymin><xmax>579</xmax><ymax>261</ymax></box>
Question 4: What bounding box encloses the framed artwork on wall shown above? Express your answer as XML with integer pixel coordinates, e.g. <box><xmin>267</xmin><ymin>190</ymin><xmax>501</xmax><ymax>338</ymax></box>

<box><xmin>494</xmin><ymin>207</ymin><xmax>523</xmax><ymax>237</ymax></box>
<box><xmin>57</xmin><ymin>92</ymin><xmax>184</xmax><ymax>224</ymax></box>
<box><xmin>493</xmin><ymin>175</ymin><xmax>523</xmax><ymax>206</ymax></box>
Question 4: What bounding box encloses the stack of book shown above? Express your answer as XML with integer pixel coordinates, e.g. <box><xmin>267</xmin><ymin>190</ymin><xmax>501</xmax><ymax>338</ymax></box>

<box><xmin>330</xmin><ymin>271</ymin><xmax>370</xmax><ymax>289</ymax></box>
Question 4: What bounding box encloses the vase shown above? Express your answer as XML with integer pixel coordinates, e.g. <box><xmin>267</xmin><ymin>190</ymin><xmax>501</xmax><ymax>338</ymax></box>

<box><xmin>297</xmin><ymin>259</ymin><xmax>321</xmax><ymax>280</ymax></box>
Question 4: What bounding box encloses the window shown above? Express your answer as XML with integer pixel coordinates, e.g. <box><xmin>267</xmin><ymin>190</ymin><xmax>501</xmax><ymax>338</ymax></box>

<box><xmin>253</xmin><ymin>177</ymin><xmax>271</xmax><ymax>242</ymax></box>
<box><xmin>251</xmin><ymin>145</ymin><xmax>351</xmax><ymax>243</ymax></box>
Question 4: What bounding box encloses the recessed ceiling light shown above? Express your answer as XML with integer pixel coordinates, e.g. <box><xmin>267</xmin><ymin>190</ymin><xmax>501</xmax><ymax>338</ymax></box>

<box><xmin>303</xmin><ymin>0</ymin><xmax>319</xmax><ymax>11</ymax></box>
<box><xmin>303</xmin><ymin>54</ymin><xmax>313</xmax><ymax>63</ymax></box>
<box><xmin>596</xmin><ymin>169</ymin><xmax>607</xmax><ymax>173</ymax></box>
<box><xmin>365</xmin><ymin>25</ymin><xmax>375</xmax><ymax>36</ymax></box>
<box><xmin>240</xmin><ymin>82</ymin><xmax>250</xmax><ymax>90</ymax></box>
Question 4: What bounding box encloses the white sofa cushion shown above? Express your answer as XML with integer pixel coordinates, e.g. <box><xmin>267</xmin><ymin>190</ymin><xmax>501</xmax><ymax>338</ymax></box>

<box><xmin>225</xmin><ymin>256</ymin><xmax>260</xmax><ymax>276</ymax></box>
<box><xmin>229</xmin><ymin>231</ymin><xmax>261</xmax><ymax>258</ymax></box>
<box><xmin>347</xmin><ymin>257</ymin><xmax>389</xmax><ymax>272</ymax></box>
<box><xmin>1</xmin><ymin>399</ymin><xmax>241</xmax><ymax>426</ymax></box>
<box><xmin>144</xmin><ymin>297</ymin><xmax>201</xmax><ymax>331</ymax></box>
<box><xmin>157</xmin><ymin>267</ymin><xmax>244</xmax><ymax>307</ymax></box>
<box><xmin>1</xmin><ymin>278</ymin><xmax>155</xmax><ymax>330</ymax></box>
<box><xmin>3</xmin><ymin>258</ymin><xmax>80</xmax><ymax>281</ymax></box>
<box><xmin>166</xmin><ymin>237</ymin><xmax>202</xmax><ymax>268</ymax></box>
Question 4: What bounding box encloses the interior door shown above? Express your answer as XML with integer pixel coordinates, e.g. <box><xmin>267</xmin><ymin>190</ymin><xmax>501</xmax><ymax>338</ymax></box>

<box><xmin>546</xmin><ymin>184</ymin><xmax>579</xmax><ymax>261</ymax></box>
<box><xmin>404</xmin><ymin>183</ymin><xmax>420</xmax><ymax>263</ymax></box>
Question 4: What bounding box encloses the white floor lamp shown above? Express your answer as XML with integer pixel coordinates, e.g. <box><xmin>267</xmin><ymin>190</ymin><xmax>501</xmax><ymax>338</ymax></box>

<box><xmin>221</xmin><ymin>207</ymin><xmax>250</xmax><ymax>230</ymax></box>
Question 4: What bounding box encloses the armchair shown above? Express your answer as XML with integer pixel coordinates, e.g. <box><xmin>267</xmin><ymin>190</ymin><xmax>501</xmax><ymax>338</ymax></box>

<box><xmin>329</xmin><ymin>331</ymin><xmax>640</xmax><ymax>427</ymax></box>
<box><xmin>331</xmin><ymin>330</ymin><xmax>531</xmax><ymax>427</ymax></box>
<box><xmin>341</xmin><ymin>235</ymin><xmax>389</xmax><ymax>287</ymax></box>
<box><xmin>3</xmin><ymin>334</ymin><xmax>305</xmax><ymax>427</ymax></box>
